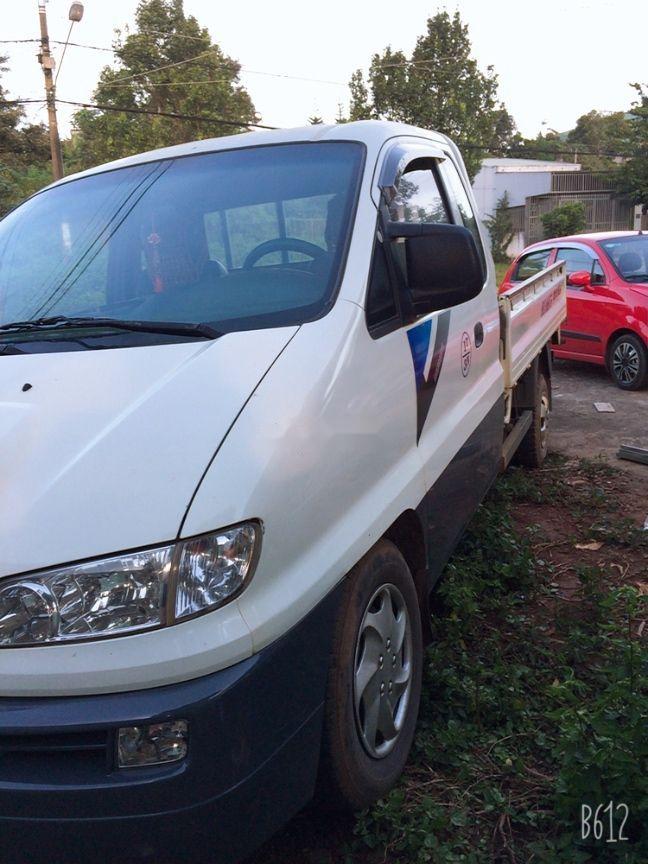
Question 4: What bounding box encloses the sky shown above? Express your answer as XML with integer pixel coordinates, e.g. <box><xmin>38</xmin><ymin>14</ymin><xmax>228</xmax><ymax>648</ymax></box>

<box><xmin>3</xmin><ymin>0</ymin><xmax>647</xmax><ymax>140</ymax></box>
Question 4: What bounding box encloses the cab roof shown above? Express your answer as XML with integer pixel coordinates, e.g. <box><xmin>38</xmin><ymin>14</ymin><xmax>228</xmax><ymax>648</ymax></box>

<box><xmin>52</xmin><ymin>120</ymin><xmax>455</xmax><ymax>190</ymax></box>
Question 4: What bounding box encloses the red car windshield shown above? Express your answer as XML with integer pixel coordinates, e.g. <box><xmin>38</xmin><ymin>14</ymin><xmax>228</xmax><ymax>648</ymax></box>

<box><xmin>599</xmin><ymin>235</ymin><xmax>648</xmax><ymax>283</ymax></box>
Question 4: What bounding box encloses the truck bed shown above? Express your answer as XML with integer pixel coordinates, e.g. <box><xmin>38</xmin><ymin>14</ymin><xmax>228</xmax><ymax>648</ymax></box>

<box><xmin>499</xmin><ymin>261</ymin><xmax>567</xmax><ymax>395</ymax></box>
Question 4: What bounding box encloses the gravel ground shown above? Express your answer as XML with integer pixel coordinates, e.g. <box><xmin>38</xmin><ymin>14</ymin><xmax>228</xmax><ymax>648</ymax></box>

<box><xmin>551</xmin><ymin>357</ymin><xmax>648</xmax><ymax>479</ymax></box>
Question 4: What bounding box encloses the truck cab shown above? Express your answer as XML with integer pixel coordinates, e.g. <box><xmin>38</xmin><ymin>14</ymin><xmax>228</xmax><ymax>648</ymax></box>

<box><xmin>0</xmin><ymin>121</ymin><xmax>565</xmax><ymax>863</ymax></box>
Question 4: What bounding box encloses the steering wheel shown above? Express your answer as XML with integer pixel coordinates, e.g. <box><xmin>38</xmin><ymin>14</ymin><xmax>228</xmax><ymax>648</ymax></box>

<box><xmin>242</xmin><ymin>238</ymin><xmax>327</xmax><ymax>270</ymax></box>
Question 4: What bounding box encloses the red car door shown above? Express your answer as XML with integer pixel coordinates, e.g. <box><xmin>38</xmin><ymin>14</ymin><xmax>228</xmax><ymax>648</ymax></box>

<box><xmin>555</xmin><ymin>245</ymin><xmax>612</xmax><ymax>362</ymax></box>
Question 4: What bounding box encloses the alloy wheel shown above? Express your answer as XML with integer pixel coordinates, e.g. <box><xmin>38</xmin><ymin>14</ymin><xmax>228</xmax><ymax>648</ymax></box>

<box><xmin>613</xmin><ymin>341</ymin><xmax>640</xmax><ymax>385</ymax></box>
<box><xmin>353</xmin><ymin>583</ymin><xmax>413</xmax><ymax>759</ymax></box>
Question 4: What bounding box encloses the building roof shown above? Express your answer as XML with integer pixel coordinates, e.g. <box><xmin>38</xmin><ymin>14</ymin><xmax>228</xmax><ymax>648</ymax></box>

<box><xmin>480</xmin><ymin>157</ymin><xmax>580</xmax><ymax>172</ymax></box>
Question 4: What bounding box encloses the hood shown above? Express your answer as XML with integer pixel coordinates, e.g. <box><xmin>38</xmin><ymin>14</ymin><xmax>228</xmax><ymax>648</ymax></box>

<box><xmin>0</xmin><ymin>328</ymin><xmax>296</xmax><ymax>578</ymax></box>
<box><xmin>630</xmin><ymin>284</ymin><xmax>648</xmax><ymax>300</ymax></box>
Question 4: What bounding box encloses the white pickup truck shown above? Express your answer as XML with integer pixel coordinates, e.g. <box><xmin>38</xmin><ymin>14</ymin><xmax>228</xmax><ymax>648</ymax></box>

<box><xmin>0</xmin><ymin>121</ymin><xmax>565</xmax><ymax>864</ymax></box>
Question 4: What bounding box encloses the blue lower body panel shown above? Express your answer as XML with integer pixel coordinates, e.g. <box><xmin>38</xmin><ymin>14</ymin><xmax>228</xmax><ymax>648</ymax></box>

<box><xmin>0</xmin><ymin>587</ymin><xmax>340</xmax><ymax>863</ymax></box>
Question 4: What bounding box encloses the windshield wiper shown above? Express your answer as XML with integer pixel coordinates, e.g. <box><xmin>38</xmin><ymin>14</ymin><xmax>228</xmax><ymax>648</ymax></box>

<box><xmin>0</xmin><ymin>316</ymin><xmax>222</xmax><ymax>340</ymax></box>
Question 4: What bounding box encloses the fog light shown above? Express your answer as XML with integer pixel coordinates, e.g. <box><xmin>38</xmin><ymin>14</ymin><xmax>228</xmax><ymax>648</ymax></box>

<box><xmin>117</xmin><ymin>720</ymin><xmax>188</xmax><ymax>768</ymax></box>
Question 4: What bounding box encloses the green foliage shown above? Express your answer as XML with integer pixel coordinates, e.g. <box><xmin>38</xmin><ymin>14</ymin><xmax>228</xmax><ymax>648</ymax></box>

<box><xmin>350</xmin><ymin>458</ymin><xmax>647</xmax><ymax>863</ymax></box>
<box><xmin>0</xmin><ymin>162</ymin><xmax>52</xmax><ymax>216</ymax></box>
<box><xmin>347</xmin><ymin>11</ymin><xmax>517</xmax><ymax>179</ymax></box>
<box><xmin>520</xmin><ymin>129</ymin><xmax>569</xmax><ymax>161</ymax></box>
<box><xmin>619</xmin><ymin>83</ymin><xmax>648</xmax><ymax>206</ymax></box>
<box><xmin>541</xmin><ymin>201</ymin><xmax>586</xmax><ymax>239</ymax></box>
<box><xmin>484</xmin><ymin>191</ymin><xmax>514</xmax><ymax>263</ymax></box>
<box><xmin>566</xmin><ymin>109</ymin><xmax>633</xmax><ymax>172</ymax></box>
<box><xmin>0</xmin><ymin>55</ymin><xmax>50</xmax><ymax>216</ymax></box>
<box><xmin>69</xmin><ymin>0</ymin><xmax>257</xmax><ymax>171</ymax></box>
<box><xmin>517</xmin><ymin>96</ymin><xmax>636</xmax><ymax>174</ymax></box>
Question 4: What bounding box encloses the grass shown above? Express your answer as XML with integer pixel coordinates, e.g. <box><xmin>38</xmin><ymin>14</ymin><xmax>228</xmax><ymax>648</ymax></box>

<box><xmin>494</xmin><ymin>261</ymin><xmax>510</xmax><ymax>287</ymax></box>
<box><xmin>349</xmin><ymin>457</ymin><xmax>647</xmax><ymax>863</ymax></box>
<box><xmin>253</xmin><ymin>457</ymin><xmax>647</xmax><ymax>864</ymax></box>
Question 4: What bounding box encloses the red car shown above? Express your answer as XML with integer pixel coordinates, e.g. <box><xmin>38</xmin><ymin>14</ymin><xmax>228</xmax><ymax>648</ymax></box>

<box><xmin>501</xmin><ymin>232</ymin><xmax>648</xmax><ymax>389</ymax></box>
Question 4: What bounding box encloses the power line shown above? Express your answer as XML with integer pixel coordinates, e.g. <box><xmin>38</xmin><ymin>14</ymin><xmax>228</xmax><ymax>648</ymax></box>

<box><xmin>54</xmin><ymin>99</ymin><xmax>276</xmax><ymax>130</ymax></box>
<box><xmin>5</xmin><ymin>99</ymin><xmax>47</xmax><ymax>106</ymax></box>
<box><xmin>0</xmin><ymin>37</ymin><xmax>463</xmax><ymax>82</ymax></box>
<box><xmin>108</xmin><ymin>48</ymin><xmax>222</xmax><ymax>84</ymax></box>
<box><xmin>6</xmin><ymin>100</ymin><xmax>642</xmax><ymax>160</ymax></box>
<box><xmin>106</xmin><ymin>69</ymin><xmax>347</xmax><ymax>88</ymax></box>
<box><xmin>458</xmin><ymin>141</ymin><xmax>642</xmax><ymax>159</ymax></box>
<box><xmin>0</xmin><ymin>38</ymin><xmax>113</xmax><ymax>52</ymax></box>
<box><xmin>5</xmin><ymin>97</ymin><xmax>274</xmax><ymax>130</ymax></box>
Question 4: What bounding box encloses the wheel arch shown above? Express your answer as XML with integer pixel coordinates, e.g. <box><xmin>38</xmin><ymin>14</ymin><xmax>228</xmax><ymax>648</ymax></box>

<box><xmin>512</xmin><ymin>343</ymin><xmax>553</xmax><ymax>413</ymax></box>
<box><xmin>383</xmin><ymin>509</ymin><xmax>431</xmax><ymax>643</ymax></box>
<box><xmin>605</xmin><ymin>327</ymin><xmax>646</xmax><ymax>364</ymax></box>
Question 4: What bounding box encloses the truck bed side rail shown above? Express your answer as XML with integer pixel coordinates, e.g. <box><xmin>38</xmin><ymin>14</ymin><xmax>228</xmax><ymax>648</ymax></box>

<box><xmin>499</xmin><ymin>261</ymin><xmax>567</xmax><ymax>395</ymax></box>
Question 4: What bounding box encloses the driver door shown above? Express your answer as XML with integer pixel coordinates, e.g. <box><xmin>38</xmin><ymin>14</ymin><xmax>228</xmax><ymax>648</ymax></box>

<box><xmin>372</xmin><ymin>140</ymin><xmax>503</xmax><ymax>578</ymax></box>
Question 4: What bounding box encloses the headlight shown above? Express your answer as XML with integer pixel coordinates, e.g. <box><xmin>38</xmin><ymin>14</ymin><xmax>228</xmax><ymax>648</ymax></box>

<box><xmin>175</xmin><ymin>523</ymin><xmax>258</xmax><ymax>620</ymax></box>
<box><xmin>0</xmin><ymin>522</ymin><xmax>260</xmax><ymax>647</ymax></box>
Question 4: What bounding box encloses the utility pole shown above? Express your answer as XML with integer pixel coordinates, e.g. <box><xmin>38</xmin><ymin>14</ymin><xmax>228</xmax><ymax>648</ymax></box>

<box><xmin>37</xmin><ymin>1</ymin><xmax>64</xmax><ymax>181</ymax></box>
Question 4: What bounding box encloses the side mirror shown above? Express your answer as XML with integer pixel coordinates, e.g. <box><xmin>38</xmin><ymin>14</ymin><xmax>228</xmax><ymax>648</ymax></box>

<box><xmin>385</xmin><ymin>222</ymin><xmax>484</xmax><ymax>316</ymax></box>
<box><xmin>567</xmin><ymin>270</ymin><xmax>592</xmax><ymax>288</ymax></box>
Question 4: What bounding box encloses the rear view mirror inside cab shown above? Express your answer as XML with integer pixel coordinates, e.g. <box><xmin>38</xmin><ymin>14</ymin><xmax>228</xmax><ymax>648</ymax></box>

<box><xmin>385</xmin><ymin>221</ymin><xmax>484</xmax><ymax>317</ymax></box>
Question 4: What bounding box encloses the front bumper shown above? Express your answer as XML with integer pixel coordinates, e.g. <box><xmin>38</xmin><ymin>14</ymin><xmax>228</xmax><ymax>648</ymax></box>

<box><xmin>0</xmin><ymin>588</ymin><xmax>340</xmax><ymax>864</ymax></box>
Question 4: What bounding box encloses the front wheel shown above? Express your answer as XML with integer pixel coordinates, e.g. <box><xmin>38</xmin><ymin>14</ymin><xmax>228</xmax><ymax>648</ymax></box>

<box><xmin>609</xmin><ymin>333</ymin><xmax>648</xmax><ymax>390</ymax></box>
<box><xmin>318</xmin><ymin>540</ymin><xmax>423</xmax><ymax>811</ymax></box>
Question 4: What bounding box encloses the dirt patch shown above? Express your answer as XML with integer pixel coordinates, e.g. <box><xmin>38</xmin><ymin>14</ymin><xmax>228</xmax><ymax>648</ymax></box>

<box><xmin>511</xmin><ymin>457</ymin><xmax>648</xmax><ymax>590</ymax></box>
<box><xmin>552</xmin><ymin>359</ymin><xmax>648</xmax><ymax>478</ymax></box>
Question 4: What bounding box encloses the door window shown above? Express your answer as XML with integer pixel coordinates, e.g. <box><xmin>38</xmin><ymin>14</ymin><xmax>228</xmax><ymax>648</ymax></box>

<box><xmin>439</xmin><ymin>159</ymin><xmax>486</xmax><ymax>274</ymax></box>
<box><xmin>388</xmin><ymin>167</ymin><xmax>450</xmax><ymax>224</ymax></box>
<box><xmin>365</xmin><ymin>240</ymin><xmax>398</xmax><ymax>333</ymax></box>
<box><xmin>283</xmin><ymin>194</ymin><xmax>334</xmax><ymax>262</ymax></box>
<box><xmin>592</xmin><ymin>260</ymin><xmax>606</xmax><ymax>285</ymax></box>
<box><xmin>225</xmin><ymin>203</ymin><xmax>281</xmax><ymax>268</ymax></box>
<box><xmin>556</xmin><ymin>247</ymin><xmax>594</xmax><ymax>276</ymax></box>
<box><xmin>513</xmin><ymin>249</ymin><xmax>551</xmax><ymax>281</ymax></box>
<box><xmin>203</xmin><ymin>212</ymin><xmax>228</xmax><ymax>266</ymax></box>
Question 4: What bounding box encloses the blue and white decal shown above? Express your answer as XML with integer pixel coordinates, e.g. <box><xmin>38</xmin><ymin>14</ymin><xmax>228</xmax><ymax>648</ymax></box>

<box><xmin>407</xmin><ymin>310</ymin><xmax>451</xmax><ymax>442</ymax></box>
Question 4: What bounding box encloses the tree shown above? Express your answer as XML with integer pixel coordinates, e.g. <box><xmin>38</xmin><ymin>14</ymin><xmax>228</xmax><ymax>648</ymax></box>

<box><xmin>484</xmin><ymin>192</ymin><xmax>515</xmax><ymax>262</ymax></box>
<box><xmin>566</xmin><ymin>109</ymin><xmax>633</xmax><ymax>171</ymax></box>
<box><xmin>0</xmin><ymin>56</ymin><xmax>50</xmax><ymax>216</ymax></box>
<box><xmin>619</xmin><ymin>84</ymin><xmax>648</xmax><ymax>205</ymax></box>
<box><xmin>70</xmin><ymin>0</ymin><xmax>257</xmax><ymax>170</ymax></box>
<box><xmin>541</xmin><ymin>202</ymin><xmax>586</xmax><ymax>239</ymax></box>
<box><xmin>347</xmin><ymin>11</ymin><xmax>517</xmax><ymax>179</ymax></box>
<box><xmin>308</xmin><ymin>115</ymin><xmax>324</xmax><ymax>125</ymax></box>
<box><xmin>516</xmin><ymin>130</ymin><xmax>566</xmax><ymax>162</ymax></box>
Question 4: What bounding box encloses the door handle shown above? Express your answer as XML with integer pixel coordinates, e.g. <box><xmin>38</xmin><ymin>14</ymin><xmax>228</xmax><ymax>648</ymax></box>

<box><xmin>474</xmin><ymin>322</ymin><xmax>484</xmax><ymax>348</ymax></box>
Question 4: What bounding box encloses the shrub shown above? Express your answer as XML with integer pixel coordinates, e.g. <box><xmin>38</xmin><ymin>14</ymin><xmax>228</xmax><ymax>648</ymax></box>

<box><xmin>541</xmin><ymin>201</ymin><xmax>586</xmax><ymax>239</ymax></box>
<box><xmin>484</xmin><ymin>191</ymin><xmax>515</xmax><ymax>262</ymax></box>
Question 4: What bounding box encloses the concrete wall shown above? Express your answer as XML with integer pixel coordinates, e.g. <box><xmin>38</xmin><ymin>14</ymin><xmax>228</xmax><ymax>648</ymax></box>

<box><xmin>472</xmin><ymin>159</ymin><xmax>582</xmax><ymax>255</ymax></box>
<box><xmin>473</xmin><ymin>166</ymin><xmax>552</xmax><ymax>219</ymax></box>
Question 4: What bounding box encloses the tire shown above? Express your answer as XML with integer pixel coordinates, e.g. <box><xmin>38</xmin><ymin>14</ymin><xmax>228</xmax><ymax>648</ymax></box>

<box><xmin>608</xmin><ymin>333</ymin><xmax>648</xmax><ymax>390</ymax></box>
<box><xmin>516</xmin><ymin>371</ymin><xmax>550</xmax><ymax>469</ymax></box>
<box><xmin>318</xmin><ymin>539</ymin><xmax>423</xmax><ymax>811</ymax></box>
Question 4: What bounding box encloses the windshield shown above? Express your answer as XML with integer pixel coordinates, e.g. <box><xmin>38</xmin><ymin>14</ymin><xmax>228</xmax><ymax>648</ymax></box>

<box><xmin>0</xmin><ymin>141</ymin><xmax>364</xmax><ymax>346</ymax></box>
<box><xmin>599</xmin><ymin>235</ymin><xmax>648</xmax><ymax>283</ymax></box>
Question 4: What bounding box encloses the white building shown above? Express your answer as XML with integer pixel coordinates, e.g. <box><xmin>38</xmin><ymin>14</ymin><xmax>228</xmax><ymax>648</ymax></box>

<box><xmin>472</xmin><ymin>157</ymin><xmax>581</xmax><ymax>217</ymax></box>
